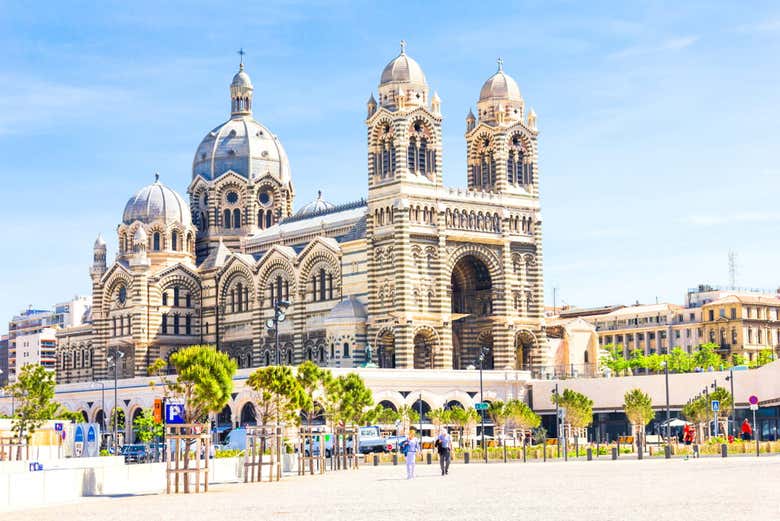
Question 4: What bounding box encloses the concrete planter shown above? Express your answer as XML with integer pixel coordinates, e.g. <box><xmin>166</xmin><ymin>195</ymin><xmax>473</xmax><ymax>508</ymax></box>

<box><xmin>282</xmin><ymin>453</ymin><xmax>297</xmax><ymax>472</ymax></box>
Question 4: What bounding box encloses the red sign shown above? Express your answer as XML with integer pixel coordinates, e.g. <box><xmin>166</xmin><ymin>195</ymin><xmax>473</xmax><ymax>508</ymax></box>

<box><xmin>749</xmin><ymin>395</ymin><xmax>759</xmax><ymax>405</ymax></box>
<box><xmin>153</xmin><ymin>399</ymin><xmax>163</xmax><ymax>424</ymax></box>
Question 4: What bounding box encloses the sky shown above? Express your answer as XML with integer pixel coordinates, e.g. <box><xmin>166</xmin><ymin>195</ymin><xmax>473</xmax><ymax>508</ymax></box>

<box><xmin>1</xmin><ymin>0</ymin><xmax>780</xmax><ymax>330</ymax></box>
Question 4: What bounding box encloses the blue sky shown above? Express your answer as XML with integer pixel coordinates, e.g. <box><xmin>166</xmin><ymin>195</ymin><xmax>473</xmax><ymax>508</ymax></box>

<box><xmin>1</xmin><ymin>1</ymin><xmax>780</xmax><ymax>329</ymax></box>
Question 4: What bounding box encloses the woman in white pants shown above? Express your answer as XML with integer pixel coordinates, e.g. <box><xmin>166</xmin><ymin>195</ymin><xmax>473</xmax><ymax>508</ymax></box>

<box><xmin>404</xmin><ymin>430</ymin><xmax>420</xmax><ymax>479</ymax></box>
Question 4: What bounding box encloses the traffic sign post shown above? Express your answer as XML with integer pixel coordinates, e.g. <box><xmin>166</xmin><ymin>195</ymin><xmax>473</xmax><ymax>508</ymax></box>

<box><xmin>711</xmin><ymin>400</ymin><xmax>720</xmax><ymax>412</ymax></box>
<box><xmin>711</xmin><ymin>400</ymin><xmax>720</xmax><ymax>437</ymax></box>
<box><xmin>750</xmin><ymin>395</ymin><xmax>759</xmax><ymax>457</ymax></box>
<box><xmin>165</xmin><ymin>402</ymin><xmax>186</xmax><ymax>425</ymax></box>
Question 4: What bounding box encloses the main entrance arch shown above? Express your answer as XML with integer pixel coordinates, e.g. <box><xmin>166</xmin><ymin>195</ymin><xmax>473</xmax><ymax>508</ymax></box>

<box><xmin>451</xmin><ymin>254</ymin><xmax>494</xmax><ymax>369</ymax></box>
<box><xmin>375</xmin><ymin>327</ymin><xmax>396</xmax><ymax>368</ymax></box>
<box><xmin>515</xmin><ymin>330</ymin><xmax>536</xmax><ymax>370</ymax></box>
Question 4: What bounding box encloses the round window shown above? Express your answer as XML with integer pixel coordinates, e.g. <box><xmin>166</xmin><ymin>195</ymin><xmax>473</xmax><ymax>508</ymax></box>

<box><xmin>118</xmin><ymin>286</ymin><xmax>127</xmax><ymax>304</ymax></box>
<box><xmin>258</xmin><ymin>191</ymin><xmax>271</xmax><ymax>206</ymax></box>
<box><xmin>226</xmin><ymin>191</ymin><xmax>239</xmax><ymax>204</ymax></box>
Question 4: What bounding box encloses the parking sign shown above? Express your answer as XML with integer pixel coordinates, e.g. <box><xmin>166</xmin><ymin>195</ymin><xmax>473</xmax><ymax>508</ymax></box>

<box><xmin>165</xmin><ymin>402</ymin><xmax>186</xmax><ymax>424</ymax></box>
<box><xmin>711</xmin><ymin>400</ymin><xmax>720</xmax><ymax>412</ymax></box>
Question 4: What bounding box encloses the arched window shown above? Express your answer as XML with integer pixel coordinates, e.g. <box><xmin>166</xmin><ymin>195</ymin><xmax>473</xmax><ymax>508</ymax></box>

<box><xmin>173</xmin><ymin>314</ymin><xmax>180</xmax><ymax>335</ymax></box>
<box><xmin>162</xmin><ymin>313</ymin><xmax>168</xmax><ymax>335</ymax></box>
<box><xmin>171</xmin><ymin>233</ymin><xmax>178</xmax><ymax>251</ymax></box>
<box><xmin>153</xmin><ymin>232</ymin><xmax>161</xmax><ymax>251</ymax></box>
<box><xmin>173</xmin><ymin>286</ymin><xmax>180</xmax><ymax>307</ymax></box>
<box><xmin>233</xmin><ymin>208</ymin><xmax>241</xmax><ymax>229</ymax></box>
<box><xmin>185</xmin><ymin>293</ymin><xmax>191</xmax><ymax>308</ymax></box>
<box><xmin>343</xmin><ymin>342</ymin><xmax>350</xmax><ymax>358</ymax></box>
<box><xmin>319</xmin><ymin>268</ymin><xmax>326</xmax><ymax>302</ymax></box>
<box><xmin>258</xmin><ymin>210</ymin><xmax>265</xmax><ymax>229</ymax></box>
<box><xmin>199</xmin><ymin>212</ymin><xmax>207</xmax><ymax>231</ymax></box>
<box><xmin>584</xmin><ymin>350</ymin><xmax>589</xmax><ymax>364</ymax></box>
<box><xmin>185</xmin><ymin>314</ymin><xmax>192</xmax><ymax>335</ymax></box>
<box><xmin>330</xmin><ymin>344</ymin><xmax>335</xmax><ymax>359</ymax></box>
<box><xmin>162</xmin><ymin>291</ymin><xmax>168</xmax><ymax>306</ymax></box>
<box><xmin>112</xmin><ymin>317</ymin><xmax>117</xmax><ymax>337</ymax></box>
<box><xmin>223</xmin><ymin>209</ymin><xmax>231</xmax><ymax>229</ymax></box>
<box><xmin>236</xmin><ymin>283</ymin><xmax>243</xmax><ymax>311</ymax></box>
<box><xmin>286</xmin><ymin>349</ymin><xmax>293</xmax><ymax>365</ymax></box>
<box><xmin>265</xmin><ymin>210</ymin><xmax>272</xmax><ymax>228</ymax></box>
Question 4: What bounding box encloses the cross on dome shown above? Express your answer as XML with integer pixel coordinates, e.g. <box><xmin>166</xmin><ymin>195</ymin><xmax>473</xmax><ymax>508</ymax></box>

<box><xmin>497</xmin><ymin>57</ymin><xmax>504</xmax><ymax>71</ymax></box>
<box><xmin>400</xmin><ymin>39</ymin><xmax>407</xmax><ymax>55</ymax></box>
<box><xmin>237</xmin><ymin>48</ymin><xmax>246</xmax><ymax>69</ymax></box>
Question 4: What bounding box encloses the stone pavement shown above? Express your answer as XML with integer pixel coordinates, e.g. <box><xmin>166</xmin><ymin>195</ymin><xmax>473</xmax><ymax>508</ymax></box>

<box><xmin>7</xmin><ymin>457</ymin><xmax>778</xmax><ymax>521</ymax></box>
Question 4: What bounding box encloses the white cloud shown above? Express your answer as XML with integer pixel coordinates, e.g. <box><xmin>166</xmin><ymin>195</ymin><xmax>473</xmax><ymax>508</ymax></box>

<box><xmin>681</xmin><ymin>212</ymin><xmax>780</xmax><ymax>227</ymax></box>
<box><xmin>735</xmin><ymin>19</ymin><xmax>780</xmax><ymax>33</ymax></box>
<box><xmin>609</xmin><ymin>35</ymin><xmax>699</xmax><ymax>59</ymax></box>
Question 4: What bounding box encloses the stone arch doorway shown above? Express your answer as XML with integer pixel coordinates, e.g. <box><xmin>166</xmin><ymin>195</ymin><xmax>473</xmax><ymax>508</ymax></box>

<box><xmin>376</xmin><ymin>328</ymin><xmax>396</xmax><ymax>368</ymax></box>
<box><xmin>476</xmin><ymin>330</ymin><xmax>494</xmax><ymax>369</ymax></box>
<box><xmin>130</xmin><ymin>407</ymin><xmax>144</xmax><ymax>442</ymax></box>
<box><xmin>217</xmin><ymin>405</ymin><xmax>233</xmax><ymax>430</ymax></box>
<box><xmin>515</xmin><ymin>330</ymin><xmax>536</xmax><ymax>370</ymax></box>
<box><xmin>451</xmin><ymin>254</ymin><xmax>493</xmax><ymax>369</ymax></box>
<box><xmin>413</xmin><ymin>328</ymin><xmax>437</xmax><ymax>369</ymax></box>
<box><xmin>240</xmin><ymin>402</ymin><xmax>256</xmax><ymax>426</ymax></box>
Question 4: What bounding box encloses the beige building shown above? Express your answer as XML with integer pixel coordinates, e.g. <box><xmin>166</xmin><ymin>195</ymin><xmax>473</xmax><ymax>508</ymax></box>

<box><xmin>700</xmin><ymin>294</ymin><xmax>780</xmax><ymax>361</ymax></box>
<box><xmin>584</xmin><ymin>303</ymin><xmax>703</xmax><ymax>355</ymax></box>
<box><xmin>56</xmin><ymin>44</ymin><xmax>552</xmax><ymax>384</ymax></box>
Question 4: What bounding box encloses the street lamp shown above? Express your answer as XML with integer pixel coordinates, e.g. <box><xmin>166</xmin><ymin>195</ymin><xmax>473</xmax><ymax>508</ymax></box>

<box><xmin>725</xmin><ymin>369</ymin><xmax>735</xmax><ymax>438</ymax></box>
<box><xmin>477</xmin><ymin>346</ymin><xmax>490</xmax><ymax>463</ymax></box>
<box><xmin>662</xmin><ymin>361</ymin><xmax>670</xmax><ymax>450</ymax></box>
<box><xmin>91</xmin><ymin>381</ymin><xmax>106</xmax><ymax>432</ymax></box>
<box><xmin>266</xmin><ymin>299</ymin><xmax>290</xmax><ymax>365</ymax></box>
<box><xmin>107</xmin><ymin>348</ymin><xmax>125</xmax><ymax>455</ymax></box>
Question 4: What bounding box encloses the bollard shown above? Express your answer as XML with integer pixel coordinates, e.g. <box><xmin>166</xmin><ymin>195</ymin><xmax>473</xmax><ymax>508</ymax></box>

<box><xmin>611</xmin><ymin>447</ymin><xmax>618</xmax><ymax>460</ymax></box>
<box><xmin>637</xmin><ymin>443</ymin><xmax>643</xmax><ymax>460</ymax></box>
<box><xmin>664</xmin><ymin>445</ymin><xmax>671</xmax><ymax>459</ymax></box>
<box><xmin>522</xmin><ymin>443</ymin><xmax>527</xmax><ymax>463</ymax></box>
<box><xmin>426</xmin><ymin>452</ymin><xmax>432</xmax><ymax>465</ymax></box>
<box><xmin>373</xmin><ymin>454</ymin><xmax>379</xmax><ymax>466</ymax></box>
<box><xmin>503</xmin><ymin>444</ymin><xmax>507</xmax><ymax>463</ymax></box>
<box><xmin>543</xmin><ymin>444</ymin><xmax>547</xmax><ymax>462</ymax></box>
<box><xmin>586</xmin><ymin>448</ymin><xmax>593</xmax><ymax>461</ymax></box>
<box><xmin>392</xmin><ymin>454</ymin><xmax>398</xmax><ymax>465</ymax></box>
<box><xmin>693</xmin><ymin>445</ymin><xmax>699</xmax><ymax>459</ymax></box>
<box><xmin>721</xmin><ymin>444</ymin><xmax>728</xmax><ymax>458</ymax></box>
<box><xmin>464</xmin><ymin>452</ymin><xmax>470</xmax><ymax>464</ymax></box>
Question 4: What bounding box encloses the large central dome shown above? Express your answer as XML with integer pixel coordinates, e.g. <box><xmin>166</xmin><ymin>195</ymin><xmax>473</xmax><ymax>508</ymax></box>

<box><xmin>192</xmin><ymin>63</ymin><xmax>291</xmax><ymax>185</ymax></box>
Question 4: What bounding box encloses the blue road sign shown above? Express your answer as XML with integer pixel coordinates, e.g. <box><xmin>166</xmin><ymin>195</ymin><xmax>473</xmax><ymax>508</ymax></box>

<box><xmin>165</xmin><ymin>402</ymin><xmax>186</xmax><ymax>424</ymax></box>
<box><xmin>711</xmin><ymin>400</ymin><xmax>720</xmax><ymax>412</ymax></box>
<box><xmin>474</xmin><ymin>402</ymin><xmax>488</xmax><ymax>411</ymax></box>
<box><xmin>54</xmin><ymin>422</ymin><xmax>63</xmax><ymax>432</ymax></box>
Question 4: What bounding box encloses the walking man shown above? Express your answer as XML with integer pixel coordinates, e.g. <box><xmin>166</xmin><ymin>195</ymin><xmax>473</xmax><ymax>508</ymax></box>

<box><xmin>402</xmin><ymin>430</ymin><xmax>420</xmax><ymax>480</ymax></box>
<box><xmin>436</xmin><ymin>428</ymin><xmax>452</xmax><ymax>475</ymax></box>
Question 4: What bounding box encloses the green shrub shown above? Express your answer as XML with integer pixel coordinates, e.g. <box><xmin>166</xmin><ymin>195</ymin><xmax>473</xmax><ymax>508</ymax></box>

<box><xmin>215</xmin><ymin>449</ymin><xmax>244</xmax><ymax>458</ymax></box>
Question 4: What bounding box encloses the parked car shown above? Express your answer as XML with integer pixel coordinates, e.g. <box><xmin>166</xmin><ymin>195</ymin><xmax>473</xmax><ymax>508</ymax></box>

<box><xmin>121</xmin><ymin>444</ymin><xmax>149</xmax><ymax>463</ymax></box>
<box><xmin>304</xmin><ymin>433</ymin><xmax>355</xmax><ymax>457</ymax></box>
<box><xmin>358</xmin><ymin>426</ymin><xmax>391</xmax><ymax>454</ymax></box>
<box><xmin>385</xmin><ymin>435</ymin><xmax>407</xmax><ymax>452</ymax></box>
<box><xmin>220</xmin><ymin>427</ymin><xmax>247</xmax><ymax>451</ymax></box>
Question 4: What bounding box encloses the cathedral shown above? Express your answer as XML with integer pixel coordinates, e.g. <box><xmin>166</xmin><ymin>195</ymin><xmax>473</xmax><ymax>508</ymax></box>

<box><xmin>58</xmin><ymin>43</ymin><xmax>548</xmax><ymax>382</ymax></box>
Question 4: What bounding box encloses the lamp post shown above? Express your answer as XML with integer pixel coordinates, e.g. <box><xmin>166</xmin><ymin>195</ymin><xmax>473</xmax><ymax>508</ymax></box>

<box><xmin>418</xmin><ymin>392</ymin><xmax>423</xmax><ymax>437</ymax></box>
<box><xmin>552</xmin><ymin>383</ymin><xmax>560</xmax><ymax>459</ymax></box>
<box><xmin>663</xmin><ymin>361</ymin><xmax>670</xmax><ymax>447</ymax></box>
<box><xmin>726</xmin><ymin>369</ymin><xmax>735</xmax><ymax>438</ymax></box>
<box><xmin>266</xmin><ymin>300</ymin><xmax>290</xmax><ymax>365</ymax></box>
<box><xmin>476</xmin><ymin>346</ymin><xmax>490</xmax><ymax>463</ymax></box>
<box><xmin>108</xmin><ymin>348</ymin><xmax>125</xmax><ymax>455</ymax></box>
<box><xmin>92</xmin><ymin>381</ymin><xmax>106</xmax><ymax>431</ymax></box>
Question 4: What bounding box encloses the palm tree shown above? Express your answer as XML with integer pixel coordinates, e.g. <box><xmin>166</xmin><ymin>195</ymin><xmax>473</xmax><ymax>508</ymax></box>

<box><xmin>428</xmin><ymin>407</ymin><xmax>452</xmax><ymax>432</ymax></box>
<box><xmin>397</xmin><ymin>405</ymin><xmax>420</xmax><ymax>434</ymax></box>
<box><xmin>449</xmin><ymin>406</ymin><xmax>479</xmax><ymax>448</ymax></box>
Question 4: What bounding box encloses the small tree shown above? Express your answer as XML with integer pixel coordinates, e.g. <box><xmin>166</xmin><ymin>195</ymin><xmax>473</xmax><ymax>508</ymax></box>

<box><xmin>148</xmin><ymin>345</ymin><xmax>236</xmax><ymax>493</ymax></box>
<box><xmin>487</xmin><ymin>401</ymin><xmax>511</xmax><ymax>443</ymax></box>
<box><xmin>553</xmin><ymin>389</ymin><xmax>593</xmax><ymax>438</ymax></box>
<box><xmin>623</xmin><ymin>389</ymin><xmax>654</xmax><ymax>444</ymax></box>
<box><xmin>247</xmin><ymin>365</ymin><xmax>308</xmax><ymax>426</ymax></box>
<box><xmin>730</xmin><ymin>352</ymin><xmax>748</xmax><ymax>367</ymax></box>
<box><xmin>5</xmin><ymin>365</ymin><xmax>58</xmax><ymax>448</ymax></box>
<box><xmin>506</xmin><ymin>399</ymin><xmax>540</xmax><ymax>439</ymax></box>
<box><xmin>396</xmin><ymin>404</ymin><xmax>420</xmax><ymax>434</ymax></box>
<box><xmin>667</xmin><ymin>347</ymin><xmax>694</xmax><ymax>373</ymax></box>
<box><xmin>428</xmin><ymin>407</ymin><xmax>452</xmax><ymax>432</ymax></box>
<box><xmin>750</xmin><ymin>349</ymin><xmax>775</xmax><ymax>368</ymax></box>
<box><xmin>296</xmin><ymin>361</ymin><xmax>331</xmax><ymax>428</ymax></box>
<box><xmin>448</xmin><ymin>405</ymin><xmax>479</xmax><ymax>447</ymax></box>
<box><xmin>692</xmin><ymin>343</ymin><xmax>724</xmax><ymax>370</ymax></box>
<box><xmin>601</xmin><ymin>344</ymin><xmax>629</xmax><ymax>375</ymax></box>
<box><xmin>133</xmin><ymin>408</ymin><xmax>164</xmax><ymax>443</ymax></box>
<box><xmin>328</xmin><ymin>373</ymin><xmax>373</xmax><ymax>426</ymax></box>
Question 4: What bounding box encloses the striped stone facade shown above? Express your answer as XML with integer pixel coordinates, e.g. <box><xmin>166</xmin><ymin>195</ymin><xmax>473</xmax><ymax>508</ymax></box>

<box><xmin>56</xmin><ymin>46</ymin><xmax>548</xmax><ymax>385</ymax></box>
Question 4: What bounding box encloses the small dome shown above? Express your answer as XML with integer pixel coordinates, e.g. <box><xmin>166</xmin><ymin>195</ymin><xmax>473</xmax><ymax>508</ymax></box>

<box><xmin>133</xmin><ymin>226</ymin><xmax>148</xmax><ymax>243</ymax></box>
<box><xmin>122</xmin><ymin>175</ymin><xmax>192</xmax><ymax>226</ymax></box>
<box><xmin>296</xmin><ymin>190</ymin><xmax>335</xmax><ymax>216</ymax></box>
<box><xmin>479</xmin><ymin>60</ymin><xmax>522</xmax><ymax>103</ymax></box>
<box><xmin>231</xmin><ymin>65</ymin><xmax>253</xmax><ymax>88</ymax></box>
<box><xmin>380</xmin><ymin>41</ymin><xmax>427</xmax><ymax>86</ymax></box>
<box><xmin>326</xmin><ymin>296</ymin><xmax>367</xmax><ymax>322</ymax></box>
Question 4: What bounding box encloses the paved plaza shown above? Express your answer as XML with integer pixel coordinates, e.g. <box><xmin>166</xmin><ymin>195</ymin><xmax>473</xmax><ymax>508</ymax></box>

<box><xmin>7</xmin><ymin>457</ymin><xmax>778</xmax><ymax>521</ymax></box>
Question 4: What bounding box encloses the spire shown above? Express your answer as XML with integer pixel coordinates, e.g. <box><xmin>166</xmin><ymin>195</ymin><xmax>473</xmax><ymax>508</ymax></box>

<box><xmin>230</xmin><ymin>52</ymin><xmax>254</xmax><ymax>117</ymax></box>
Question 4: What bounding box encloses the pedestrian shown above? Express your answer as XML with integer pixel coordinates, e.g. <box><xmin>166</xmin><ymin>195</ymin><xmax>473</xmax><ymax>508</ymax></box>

<box><xmin>683</xmin><ymin>424</ymin><xmax>693</xmax><ymax>445</ymax></box>
<box><xmin>435</xmin><ymin>428</ymin><xmax>452</xmax><ymax>476</ymax></box>
<box><xmin>401</xmin><ymin>430</ymin><xmax>420</xmax><ymax>480</ymax></box>
<box><xmin>741</xmin><ymin>419</ymin><xmax>753</xmax><ymax>441</ymax></box>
